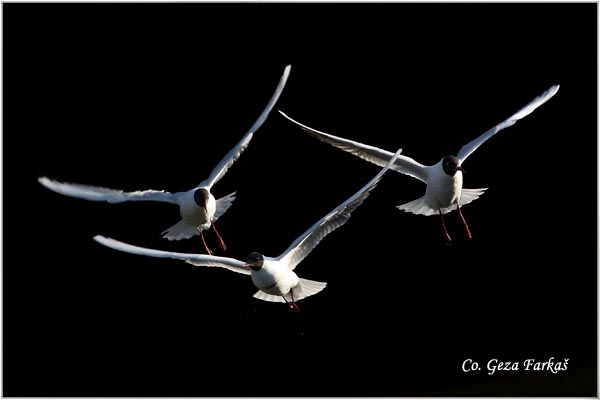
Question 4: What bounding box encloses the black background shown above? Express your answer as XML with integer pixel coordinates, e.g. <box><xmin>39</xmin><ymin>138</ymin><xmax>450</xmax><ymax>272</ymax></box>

<box><xmin>4</xmin><ymin>2</ymin><xmax>597</xmax><ymax>397</ymax></box>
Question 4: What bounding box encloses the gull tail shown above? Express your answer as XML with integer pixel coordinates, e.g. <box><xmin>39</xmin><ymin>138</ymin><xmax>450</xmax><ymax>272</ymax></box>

<box><xmin>214</xmin><ymin>191</ymin><xmax>236</xmax><ymax>221</ymax></box>
<box><xmin>397</xmin><ymin>188</ymin><xmax>488</xmax><ymax>216</ymax></box>
<box><xmin>397</xmin><ymin>196</ymin><xmax>437</xmax><ymax>216</ymax></box>
<box><xmin>253</xmin><ymin>279</ymin><xmax>327</xmax><ymax>303</ymax></box>
<box><xmin>458</xmin><ymin>187</ymin><xmax>487</xmax><ymax>208</ymax></box>
<box><xmin>161</xmin><ymin>219</ymin><xmax>199</xmax><ymax>241</ymax></box>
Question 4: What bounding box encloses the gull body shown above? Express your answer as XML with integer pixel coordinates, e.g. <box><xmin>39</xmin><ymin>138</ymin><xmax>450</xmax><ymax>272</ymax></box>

<box><xmin>39</xmin><ymin>65</ymin><xmax>291</xmax><ymax>254</ymax></box>
<box><xmin>94</xmin><ymin>148</ymin><xmax>403</xmax><ymax>312</ymax></box>
<box><xmin>425</xmin><ymin>157</ymin><xmax>463</xmax><ymax>211</ymax></box>
<box><xmin>280</xmin><ymin>84</ymin><xmax>559</xmax><ymax>242</ymax></box>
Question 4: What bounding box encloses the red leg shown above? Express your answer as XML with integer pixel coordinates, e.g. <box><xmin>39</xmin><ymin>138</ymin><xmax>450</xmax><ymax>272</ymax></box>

<box><xmin>284</xmin><ymin>290</ymin><xmax>300</xmax><ymax>314</ymax></box>
<box><xmin>197</xmin><ymin>227</ymin><xmax>214</xmax><ymax>255</ymax></box>
<box><xmin>439</xmin><ymin>210</ymin><xmax>452</xmax><ymax>243</ymax></box>
<box><xmin>211</xmin><ymin>221</ymin><xmax>227</xmax><ymax>253</ymax></box>
<box><xmin>456</xmin><ymin>202</ymin><xmax>472</xmax><ymax>240</ymax></box>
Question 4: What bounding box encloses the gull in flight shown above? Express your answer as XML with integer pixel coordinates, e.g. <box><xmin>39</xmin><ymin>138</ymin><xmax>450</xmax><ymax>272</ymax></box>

<box><xmin>93</xmin><ymin>148</ymin><xmax>402</xmax><ymax>313</ymax></box>
<box><xmin>39</xmin><ymin>65</ymin><xmax>291</xmax><ymax>254</ymax></box>
<box><xmin>279</xmin><ymin>84</ymin><xmax>559</xmax><ymax>242</ymax></box>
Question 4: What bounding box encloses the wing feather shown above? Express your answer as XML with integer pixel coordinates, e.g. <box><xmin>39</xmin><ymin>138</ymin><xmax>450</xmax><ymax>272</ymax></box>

<box><xmin>214</xmin><ymin>191</ymin><xmax>236</xmax><ymax>221</ymax></box>
<box><xmin>93</xmin><ymin>235</ymin><xmax>250</xmax><ymax>275</ymax></box>
<box><xmin>279</xmin><ymin>111</ymin><xmax>428</xmax><ymax>182</ymax></box>
<box><xmin>277</xmin><ymin>148</ymin><xmax>403</xmax><ymax>270</ymax></box>
<box><xmin>457</xmin><ymin>84</ymin><xmax>559</xmax><ymax>163</ymax></box>
<box><xmin>200</xmin><ymin>65</ymin><xmax>291</xmax><ymax>188</ymax></box>
<box><xmin>38</xmin><ymin>177</ymin><xmax>178</xmax><ymax>204</ymax></box>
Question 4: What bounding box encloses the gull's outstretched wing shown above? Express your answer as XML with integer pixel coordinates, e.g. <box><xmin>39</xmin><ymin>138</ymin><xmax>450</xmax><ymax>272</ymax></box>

<box><xmin>457</xmin><ymin>84</ymin><xmax>559</xmax><ymax>164</ymax></box>
<box><xmin>276</xmin><ymin>148</ymin><xmax>402</xmax><ymax>271</ymax></box>
<box><xmin>93</xmin><ymin>235</ymin><xmax>250</xmax><ymax>275</ymax></box>
<box><xmin>200</xmin><ymin>65</ymin><xmax>292</xmax><ymax>189</ymax></box>
<box><xmin>38</xmin><ymin>177</ymin><xmax>179</xmax><ymax>204</ymax></box>
<box><xmin>279</xmin><ymin>111</ymin><xmax>429</xmax><ymax>183</ymax></box>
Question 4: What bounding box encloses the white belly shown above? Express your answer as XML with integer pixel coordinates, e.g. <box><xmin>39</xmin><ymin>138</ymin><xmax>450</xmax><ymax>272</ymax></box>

<box><xmin>425</xmin><ymin>170</ymin><xmax>463</xmax><ymax>210</ymax></box>
<box><xmin>251</xmin><ymin>262</ymin><xmax>299</xmax><ymax>297</ymax></box>
<box><xmin>179</xmin><ymin>190</ymin><xmax>215</xmax><ymax>229</ymax></box>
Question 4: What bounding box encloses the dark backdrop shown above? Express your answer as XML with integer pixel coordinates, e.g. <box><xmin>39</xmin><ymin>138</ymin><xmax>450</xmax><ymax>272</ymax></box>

<box><xmin>3</xmin><ymin>2</ymin><xmax>597</xmax><ymax>396</ymax></box>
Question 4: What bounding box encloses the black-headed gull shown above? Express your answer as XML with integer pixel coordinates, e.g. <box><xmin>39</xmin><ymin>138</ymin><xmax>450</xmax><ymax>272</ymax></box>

<box><xmin>39</xmin><ymin>65</ymin><xmax>291</xmax><ymax>255</ymax></box>
<box><xmin>279</xmin><ymin>84</ymin><xmax>559</xmax><ymax>242</ymax></box>
<box><xmin>93</xmin><ymin>148</ymin><xmax>402</xmax><ymax>313</ymax></box>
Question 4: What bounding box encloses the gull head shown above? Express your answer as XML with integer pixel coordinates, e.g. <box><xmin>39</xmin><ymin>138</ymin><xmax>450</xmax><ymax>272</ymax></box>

<box><xmin>193</xmin><ymin>188</ymin><xmax>210</xmax><ymax>209</ymax></box>
<box><xmin>244</xmin><ymin>252</ymin><xmax>265</xmax><ymax>271</ymax></box>
<box><xmin>442</xmin><ymin>155</ymin><xmax>464</xmax><ymax>176</ymax></box>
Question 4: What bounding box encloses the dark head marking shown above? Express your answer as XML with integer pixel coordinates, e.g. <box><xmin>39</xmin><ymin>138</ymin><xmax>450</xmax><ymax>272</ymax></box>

<box><xmin>194</xmin><ymin>188</ymin><xmax>210</xmax><ymax>207</ymax></box>
<box><xmin>245</xmin><ymin>252</ymin><xmax>265</xmax><ymax>271</ymax></box>
<box><xmin>442</xmin><ymin>155</ymin><xmax>463</xmax><ymax>176</ymax></box>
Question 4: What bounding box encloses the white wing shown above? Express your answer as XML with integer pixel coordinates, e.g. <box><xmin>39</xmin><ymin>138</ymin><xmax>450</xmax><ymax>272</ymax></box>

<box><xmin>253</xmin><ymin>278</ymin><xmax>327</xmax><ymax>303</ymax></box>
<box><xmin>214</xmin><ymin>191</ymin><xmax>236</xmax><ymax>221</ymax></box>
<box><xmin>93</xmin><ymin>235</ymin><xmax>250</xmax><ymax>275</ymax></box>
<box><xmin>38</xmin><ymin>177</ymin><xmax>179</xmax><ymax>204</ymax></box>
<box><xmin>457</xmin><ymin>84</ymin><xmax>560</xmax><ymax>164</ymax></box>
<box><xmin>200</xmin><ymin>65</ymin><xmax>292</xmax><ymax>189</ymax></box>
<box><xmin>279</xmin><ymin>111</ymin><xmax>429</xmax><ymax>183</ymax></box>
<box><xmin>276</xmin><ymin>148</ymin><xmax>403</xmax><ymax>270</ymax></box>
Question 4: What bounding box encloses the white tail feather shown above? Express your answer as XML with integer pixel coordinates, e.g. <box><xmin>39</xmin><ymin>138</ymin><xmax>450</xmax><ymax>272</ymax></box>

<box><xmin>214</xmin><ymin>191</ymin><xmax>236</xmax><ymax>221</ymax></box>
<box><xmin>161</xmin><ymin>220</ymin><xmax>199</xmax><ymax>241</ymax></box>
<box><xmin>397</xmin><ymin>187</ymin><xmax>488</xmax><ymax>216</ymax></box>
<box><xmin>253</xmin><ymin>278</ymin><xmax>327</xmax><ymax>303</ymax></box>
<box><xmin>397</xmin><ymin>196</ymin><xmax>437</xmax><ymax>216</ymax></box>
<box><xmin>459</xmin><ymin>187</ymin><xmax>487</xmax><ymax>208</ymax></box>
<box><xmin>253</xmin><ymin>291</ymin><xmax>286</xmax><ymax>303</ymax></box>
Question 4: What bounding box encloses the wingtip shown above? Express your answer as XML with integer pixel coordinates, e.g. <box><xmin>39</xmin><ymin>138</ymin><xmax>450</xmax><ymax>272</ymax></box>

<box><xmin>93</xmin><ymin>235</ymin><xmax>120</xmax><ymax>248</ymax></box>
<box><xmin>37</xmin><ymin>176</ymin><xmax>55</xmax><ymax>188</ymax></box>
<box><xmin>377</xmin><ymin>147</ymin><xmax>403</xmax><ymax>176</ymax></box>
<box><xmin>277</xmin><ymin>111</ymin><xmax>310</xmax><ymax>132</ymax></box>
<box><xmin>282</xmin><ymin>65</ymin><xmax>292</xmax><ymax>80</ymax></box>
<box><xmin>541</xmin><ymin>84</ymin><xmax>560</xmax><ymax>100</ymax></box>
<box><xmin>93</xmin><ymin>234</ymin><xmax>107</xmax><ymax>243</ymax></box>
<box><xmin>278</xmin><ymin>110</ymin><xmax>297</xmax><ymax>124</ymax></box>
<box><xmin>387</xmin><ymin>147</ymin><xmax>403</xmax><ymax>165</ymax></box>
